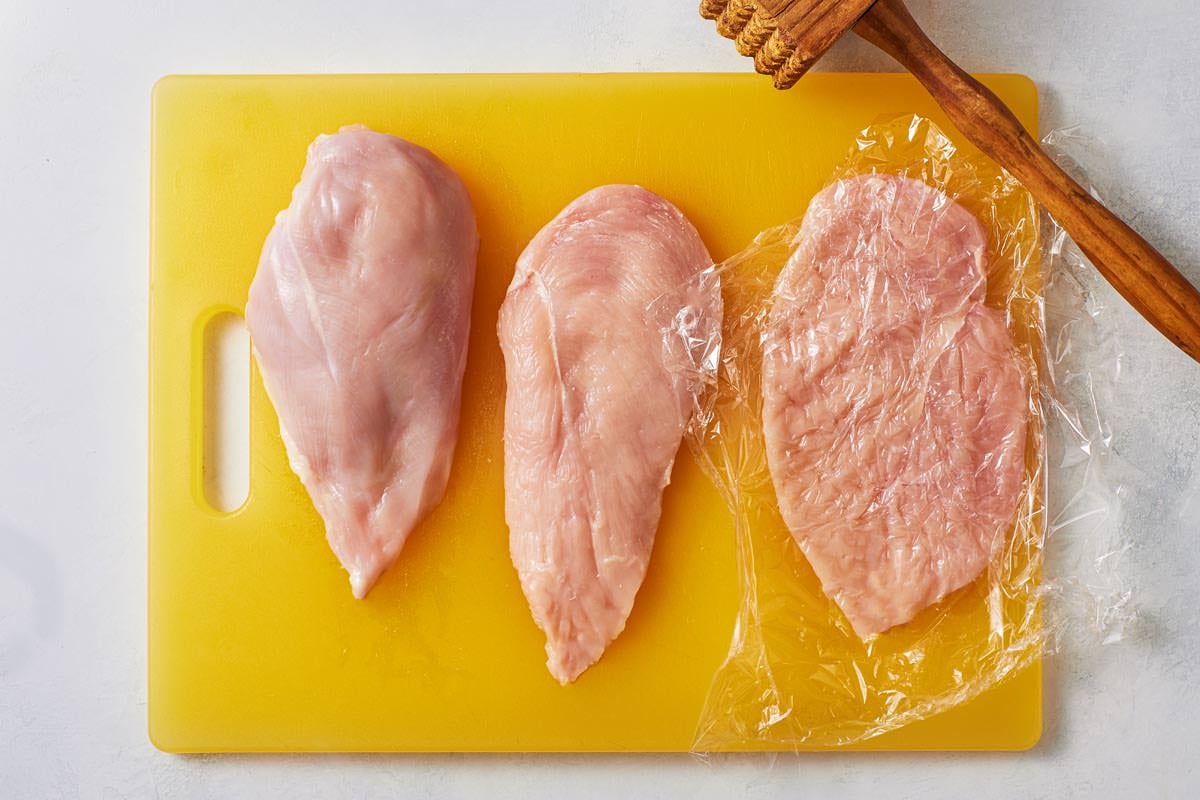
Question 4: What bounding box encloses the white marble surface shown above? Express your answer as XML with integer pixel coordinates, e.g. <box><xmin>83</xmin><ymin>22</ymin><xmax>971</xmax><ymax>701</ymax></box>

<box><xmin>2</xmin><ymin>0</ymin><xmax>1198</xmax><ymax>796</ymax></box>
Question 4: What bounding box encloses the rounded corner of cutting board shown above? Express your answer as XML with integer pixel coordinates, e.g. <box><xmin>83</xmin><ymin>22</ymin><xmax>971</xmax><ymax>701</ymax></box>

<box><xmin>990</xmin><ymin>73</ymin><xmax>1039</xmax><ymax>129</ymax></box>
<box><xmin>147</xmin><ymin>712</ymin><xmax>185</xmax><ymax>755</ymax></box>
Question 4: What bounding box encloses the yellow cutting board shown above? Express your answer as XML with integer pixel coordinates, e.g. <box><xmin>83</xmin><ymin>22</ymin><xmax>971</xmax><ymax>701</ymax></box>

<box><xmin>149</xmin><ymin>73</ymin><xmax>1042</xmax><ymax>752</ymax></box>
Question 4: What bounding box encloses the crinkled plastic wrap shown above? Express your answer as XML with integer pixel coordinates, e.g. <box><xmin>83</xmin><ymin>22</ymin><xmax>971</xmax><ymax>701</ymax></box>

<box><xmin>668</xmin><ymin>115</ymin><xmax>1133</xmax><ymax>750</ymax></box>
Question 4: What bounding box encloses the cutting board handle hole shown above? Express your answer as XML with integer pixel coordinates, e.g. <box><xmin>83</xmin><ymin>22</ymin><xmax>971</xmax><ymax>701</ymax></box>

<box><xmin>202</xmin><ymin>312</ymin><xmax>250</xmax><ymax>513</ymax></box>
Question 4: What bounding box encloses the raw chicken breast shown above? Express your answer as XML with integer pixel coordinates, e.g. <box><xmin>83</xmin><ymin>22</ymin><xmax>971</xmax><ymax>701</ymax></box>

<box><xmin>246</xmin><ymin>126</ymin><xmax>478</xmax><ymax>599</ymax></box>
<box><xmin>762</xmin><ymin>174</ymin><xmax>1027</xmax><ymax>638</ymax></box>
<box><xmin>499</xmin><ymin>185</ymin><xmax>720</xmax><ymax>683</ymax></box>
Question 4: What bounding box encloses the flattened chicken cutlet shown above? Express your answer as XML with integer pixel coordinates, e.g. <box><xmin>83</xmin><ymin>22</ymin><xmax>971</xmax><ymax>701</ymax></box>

<box><xmin>762</xmin><ymin>174</ymin><xmax>1027</xmax><ymax>637</ymax></box>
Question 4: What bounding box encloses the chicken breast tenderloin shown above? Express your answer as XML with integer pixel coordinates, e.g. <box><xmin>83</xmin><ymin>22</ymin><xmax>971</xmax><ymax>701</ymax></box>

<box><xmin>246</xmin><ymin>126</ymin><xmax>478</xmax><ymax>599</ymax></box>
<box><xmin>762</xmin><ymin>174</ymin><xmax>1028</xmax><ymax>638</ymax></box>
<box><xmin>499</xmin><ymin>185</ymin><xmax>720</xmax><ymax>683</ymax></box>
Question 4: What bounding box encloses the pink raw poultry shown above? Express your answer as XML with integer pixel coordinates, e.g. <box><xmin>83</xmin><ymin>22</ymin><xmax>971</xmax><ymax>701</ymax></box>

<box><xmin>499</xmin><ymin>185</ymin><xmax>721</xmax><ymax>683</ymax></box>
<box><xmin>762</xmin><ymin>174</ymin><xmax>1027</xmax><ymax>637</ymax></box>
<box><xmin>246</xmin><ymin>126</ymin><xmax>478</xmax><ymax>599</ymax></box>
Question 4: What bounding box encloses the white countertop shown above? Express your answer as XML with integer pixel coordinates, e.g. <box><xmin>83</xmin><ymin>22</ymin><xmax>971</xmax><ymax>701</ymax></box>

<box><xmin>2</xmin><ymin>0</ymin><xmax>1198</xmax><ymax>796</ymax></box>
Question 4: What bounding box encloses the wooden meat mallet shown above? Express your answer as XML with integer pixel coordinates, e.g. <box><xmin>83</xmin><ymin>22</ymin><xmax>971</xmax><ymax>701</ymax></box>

<box><xmin>701</xmin><ymin>0</ymin><xmax>1200</xmax><ymax>364</ymax></box>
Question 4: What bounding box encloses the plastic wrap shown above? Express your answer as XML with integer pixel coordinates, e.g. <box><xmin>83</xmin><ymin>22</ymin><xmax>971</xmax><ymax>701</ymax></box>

<box><xmin>667</xmin><ymin>115</ymin><xmax>1133</xmax><ymax>750</ymax></box>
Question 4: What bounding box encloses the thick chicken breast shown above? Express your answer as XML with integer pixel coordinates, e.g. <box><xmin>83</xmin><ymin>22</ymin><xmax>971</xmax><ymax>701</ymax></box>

<box><xmin>246</xmin><ymin>125</ymin><xmax>478</xmax><ymax>598</ymax></box>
